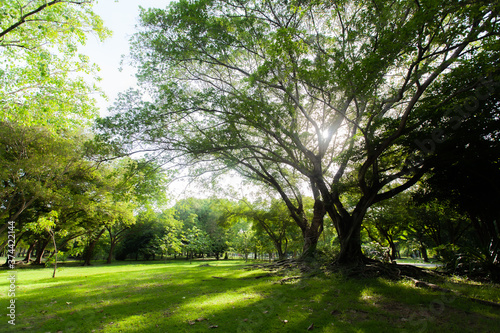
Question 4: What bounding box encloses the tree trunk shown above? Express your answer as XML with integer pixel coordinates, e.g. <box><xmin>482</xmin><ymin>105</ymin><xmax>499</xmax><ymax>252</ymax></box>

<box><xmin>49</xmin><ymin>229</ymin><xmax>58</xmax><ymax>278</ymax></box>
<box><xmin>82</xmin><ymin>229</ymin><xmax>105</xmax><ymax>266</ymax></box>
<box><xmin>276</xmin><ymin>242</ymin><xmax>286</xmax><ymax>260</ymax></box>
<box><xmin>23</xmin><ymin>242</ymin><xmax>36</xmax><ymax>263</ymax></box>
<box><xmin>299</xmin><ymin>199</ymin><xmax>325</xmax><ymax>260</ymax></box>
<box><xmin>420</xmin><ymin>244</ymin><xmax>429</xmax><ymax>262</ymax></box>
<box><xmin>301</xmin><ymin>227</ymin><xmax>321</xmax><ymax>259</ymax></box>
<box><xmin>33</xmin><ymin>239</ymin><xmax>50</xmax><ymax>265</ymax></box>
<box><xmin>389</xmin><ymin>239</ymin><xmax>398</xmax><ymax>261</ymax></box>
<box><xmin>336</xmin><ymin>219</ymin><xmax>365</xmax><ymax>265</ymax></box>
<box><xmin>106</xmin><ymin>242</ymin><xmax>117</xmax><ymax>264</ymax></box>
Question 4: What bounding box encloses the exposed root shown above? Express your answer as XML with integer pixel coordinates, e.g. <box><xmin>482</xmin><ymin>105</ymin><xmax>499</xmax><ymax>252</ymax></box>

<box><xmin>244</xmin><ymin>259</ymin><xmax>313</xmax><ymax>274</ymax></box>
<box><xmin>328</xmin><ymin>260</ymin><xmax>440</xmax><ymax>281</ymax></box>
<box><xmin>275</xmin><ymin>276</ymin><xmax>301</xmax><ymax>284</ymax></box>
<box><xmin>405</xmin><ymin>276</ymin><xmax>453</xmax><ymax>292</ymax></box>
<box><xmin>245</xmin><ymin>258</ymin><xmax>442</xmax><ymax>282</ymax></box>
<box><xmin>408</xmin><ymin>276</ymin><xmax>500</xmax><ymax>308</ymax></box>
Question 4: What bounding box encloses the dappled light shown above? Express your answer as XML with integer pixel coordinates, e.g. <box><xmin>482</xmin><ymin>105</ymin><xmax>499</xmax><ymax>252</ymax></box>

<box><xmin>2</xmin><ymin>260</ymin><xmax>499</xmax><ymax>332</ymax></box>
<box><xmin>1</xmin><ymin>0</ymin><xmax>500</xmax><ymax>331</ymax></box>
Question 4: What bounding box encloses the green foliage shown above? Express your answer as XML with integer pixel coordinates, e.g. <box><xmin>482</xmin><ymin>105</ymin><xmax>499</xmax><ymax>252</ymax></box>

<box><xmin>0</xmin><ymin>0</ymin><xmax>111</xmax><ymax>130</ymax></box>
<box><xmin>231</xmin><ymin>198</ymin><xmax>300</xmax><ymax>259</ymax></box>
<box><xmin>0</xmin><ymin>122</ymin><xmax>87</xmax><ymax>227</ymax></box>
<box><xmin>98</xmin><ymin>0</ymin><xmax>500</xmax><ymax>263</ymax></box>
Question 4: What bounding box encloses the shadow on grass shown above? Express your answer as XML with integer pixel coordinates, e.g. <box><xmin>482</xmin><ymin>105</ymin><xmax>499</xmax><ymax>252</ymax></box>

<box><xmin>1</xmin><ymin>261</ymin><xmax>499</xmax><ymax>333</ymax></box>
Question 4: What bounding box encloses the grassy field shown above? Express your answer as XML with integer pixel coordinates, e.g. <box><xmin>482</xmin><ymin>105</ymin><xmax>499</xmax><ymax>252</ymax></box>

<box><xmin>0</xmin><ymin>259</ymin><xmax>499</xmax><ymax>332</ymax></box>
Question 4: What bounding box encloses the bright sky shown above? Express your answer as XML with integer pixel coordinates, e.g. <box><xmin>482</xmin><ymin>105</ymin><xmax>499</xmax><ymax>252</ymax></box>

<box><xmin>81</xmin><ymin>0</ymin><xmax>252</xmax><ymax>201</ymax></box>
<box><xmin>82</xmin><ymin>0</ymin><xmax>171</xmax><ymax>116</ymax></box>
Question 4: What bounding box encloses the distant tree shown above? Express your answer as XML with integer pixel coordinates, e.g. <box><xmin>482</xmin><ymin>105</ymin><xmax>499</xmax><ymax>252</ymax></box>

<box><xmin>364</xmin><ymin>194</ymin><xmax>414</xmax><ymax>261</ymax></box>
<box><xmin>173</xmin><ymin>198</ymin><xmax>230</xmax><ymax>259</ymax></box>
<box><xmin>234</xmin><ymin>199</ymin><xmax>296</xmax><ymax>260</ymax></box>
<box><xmin>233</xmin><ymin>225</ymin><xmax>254</xmax><ymax>262</ymax></box>
<box><xmin>103</xmin><ymin>159</ymin><xmax>169</xmax><ymax>263</ymax></box>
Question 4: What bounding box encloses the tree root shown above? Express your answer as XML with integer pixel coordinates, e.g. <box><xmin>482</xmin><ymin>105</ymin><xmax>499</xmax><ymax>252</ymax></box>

<box><xmin>407</xmin><ymin>276</ymin><xmax>500</xmax><ymax>308</ymax></box>
<box><xmin>244</xmin><ymin>259</ymin><xmax>310</xmax><ymax>272</ymax></box>
<box><xmin>275</xmin><ymin>276</ymin><xmax>302</xmax><ymax>284</ymax></box>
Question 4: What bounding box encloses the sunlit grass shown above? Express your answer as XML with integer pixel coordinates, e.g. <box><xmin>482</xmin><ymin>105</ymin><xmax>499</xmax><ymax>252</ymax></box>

<box><xmin>0</xmin><ymin>259</ymin><xmax>499</xmax><ymax>332</ymax></box>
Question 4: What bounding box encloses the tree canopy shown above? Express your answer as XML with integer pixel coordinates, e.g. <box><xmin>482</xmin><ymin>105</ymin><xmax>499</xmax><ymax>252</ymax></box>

<box><xmin>0</xmin><ymin>0</ymin><xmax>110</xmax><ymax>130</ymax></box>
<box><xmin>97</xmin><ymin>0</ymin><xmax>500</xmax><ymax>263</ymax></box>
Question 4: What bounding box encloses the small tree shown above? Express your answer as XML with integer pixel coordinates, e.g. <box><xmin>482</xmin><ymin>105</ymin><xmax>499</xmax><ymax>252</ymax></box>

<box><xmin>25</xmin><ymin>211</ymin><xmax>60</xmax><ymax>277</ymax></box>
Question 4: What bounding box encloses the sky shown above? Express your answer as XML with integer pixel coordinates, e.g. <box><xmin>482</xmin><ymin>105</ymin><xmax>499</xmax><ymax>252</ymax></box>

<box><xmin>82</xmin><ymin>0</ymin><xmax>171</xmax><ymax>116</ymax></box>
<box><xmin>81</xmin><ymin>0</ymin><xmax>250</xmax><ymax>201</ymax></box>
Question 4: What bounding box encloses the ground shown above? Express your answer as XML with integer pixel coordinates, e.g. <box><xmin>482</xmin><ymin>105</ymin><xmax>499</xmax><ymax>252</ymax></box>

<box><xmin>0</xmin><ymin>259</ymin><xmax>499</xmax><ymax>332</ymax></box>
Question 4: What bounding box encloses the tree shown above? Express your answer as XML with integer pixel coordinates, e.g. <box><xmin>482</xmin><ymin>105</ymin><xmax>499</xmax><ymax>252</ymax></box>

<box><xmin>103</xmin><ymin>158</ymin><xmax>169</xmax><ymax>263</ymax></box>
<box><xmin>0</xmin><ymin>122</ymin><xmax>93</xmax><ymax>263</ymax></box>
<box><xmin>79</xmin><ymin>158</ymin><xmax>170</xmax><ymax>265</ymax></box>
<box><xmin>0</xmin><ymin>0</ymin><xmax>110</xmax><ymax>130</ymax></box>
<box><xmin>115</xmin><ymin>210</ymin><xmax>181</xmax><ymax>261</ymax></box>
<box><xmin>98</xmin><ymin>0</ymin><xmax>500</xmax><ymax>264</ymax></box>
<box><xmin>173</xmin><ymin>198</ymin><xmax>230</xmax><ymax>259</ymax></box>
<box><xmin>408</xmin><ymin>34</ymin><xmax>500</xmax><ymax>279</ymax></box>
<box><xmin>364</xmin><ymin>195</ymin><xmax>409</xmax><ymax>261</ymax></box>
<box><xmin>234</xmin><ymin>198</ymin><xmax>297</xmax><ymax>260</ymax></box>
<box><xmin>24</xmin><ymin>211</ymin><xmax>60</xmax><ymax>277</ymax></box>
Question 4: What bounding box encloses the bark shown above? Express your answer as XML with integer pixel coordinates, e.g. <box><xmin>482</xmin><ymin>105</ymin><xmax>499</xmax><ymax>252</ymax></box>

<box><xmin>299</xmin><ymin>199</ymin><xmax>325</xmax><ymax>260</ymax></box>
<box><xmin>276</xmin><ymin>244</ymin><xmax>286</xmax><ymax>260</ymax></box>
<box><xmin>336</xmin><ymin>217</ymin><xmax>366</xmax><ymax>265</ymax></box>
<box><xmin>33</xmin><ymin>239</ymin><xmax>50</xmax><ymax>265</ymax></box>
<box><xmin>106</xmin><ymin>242</ymin><xmax>117</xmax><ymax>264</ymax></box>
<box><xmin>82</xmin><ymin>229</ymin><xmax>105</xmax><ymax>266</ymax></box>
<box><xmin>420</xmin><ymin>244</ymin><xmax>429</xmax><ymax>262</ymax></box>
<box><xmin>389</xmin><ymin>239</ymin><xmax>398</xmax><ymax>261</ymax></box>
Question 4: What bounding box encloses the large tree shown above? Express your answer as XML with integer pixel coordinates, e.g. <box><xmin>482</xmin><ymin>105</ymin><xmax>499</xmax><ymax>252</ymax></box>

<box><xmin>415</xmin><ymin>49</ymin><xmax>500</xmax><ymax>275</ymax></box>
<box><xmin>0</xmin><ymin>122</ymin><xmax>87</xmax><ymax>235</ymax></box>
<box><xmin>98</xmin><ymin>0</ymin><xmax>500</xmax><ymax>264</ymax></box>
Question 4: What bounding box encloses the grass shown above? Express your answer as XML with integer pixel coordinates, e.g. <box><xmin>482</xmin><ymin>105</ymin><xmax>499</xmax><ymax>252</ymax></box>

<box><xmin>0</xmin><ymin>259</ymin><xmax>499</xmax><ymax>332</ymax></box>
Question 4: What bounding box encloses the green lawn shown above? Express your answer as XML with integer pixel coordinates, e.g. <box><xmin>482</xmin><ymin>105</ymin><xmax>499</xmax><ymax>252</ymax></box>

<box><xmin>0</xmin><ymin>259</ymin><xmax>499</xmax><ymax>332</ymax></box>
